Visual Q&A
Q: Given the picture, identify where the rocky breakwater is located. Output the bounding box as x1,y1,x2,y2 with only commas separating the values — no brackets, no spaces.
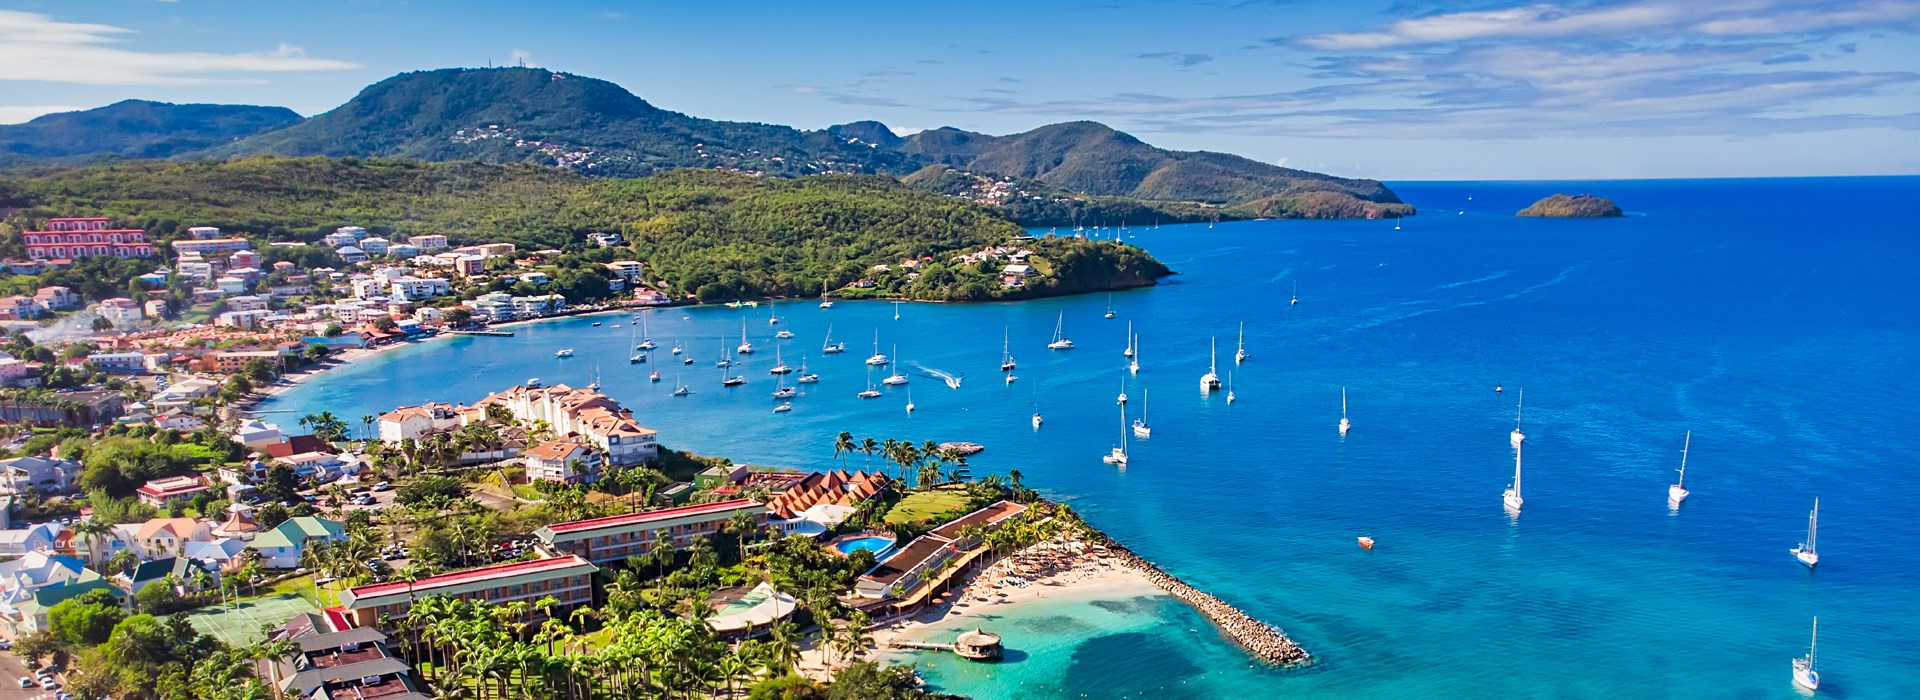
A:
1104,540,1311,666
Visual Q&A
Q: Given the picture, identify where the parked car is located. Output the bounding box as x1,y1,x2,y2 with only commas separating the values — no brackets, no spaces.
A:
40,678,60,690
371,481,392,492
17,677,34,689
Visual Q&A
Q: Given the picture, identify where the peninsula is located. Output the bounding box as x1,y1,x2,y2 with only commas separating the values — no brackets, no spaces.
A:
1517,193,1624,218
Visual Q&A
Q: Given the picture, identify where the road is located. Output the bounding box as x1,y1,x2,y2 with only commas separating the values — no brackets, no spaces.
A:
0,651,61,700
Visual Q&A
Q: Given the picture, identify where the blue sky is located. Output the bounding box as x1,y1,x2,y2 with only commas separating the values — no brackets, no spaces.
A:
1,0,1915,179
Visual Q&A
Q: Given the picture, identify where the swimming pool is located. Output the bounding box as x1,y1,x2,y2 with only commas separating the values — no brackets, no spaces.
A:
829,534,897,560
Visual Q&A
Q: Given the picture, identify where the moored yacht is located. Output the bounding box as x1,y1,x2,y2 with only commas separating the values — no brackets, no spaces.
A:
1338,386,1351,437
1102,402,1129,466
1669,431,1692,504
1047,311,1074,350
865,330,889,365
883,345,909,385
1235,322,1249,364
822,325,846,354
555,348,574,358
1511,389,1526,449
1132,389,1151,438
1201,338,1221,392
1503,443,1525,512
736,319,754,354
1000,328,1017,372
1791,498,1820,568
768,347,793,375
1792,617,1820,690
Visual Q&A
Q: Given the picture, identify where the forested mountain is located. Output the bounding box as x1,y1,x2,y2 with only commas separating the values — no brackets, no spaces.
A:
0,157,1165,301
0,100,301,160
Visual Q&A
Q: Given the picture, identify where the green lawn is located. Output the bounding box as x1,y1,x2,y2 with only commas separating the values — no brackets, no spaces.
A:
884,487,971,526
270,574,350,609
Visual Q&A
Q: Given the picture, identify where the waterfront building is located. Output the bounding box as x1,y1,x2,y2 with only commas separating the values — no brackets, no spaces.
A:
477,383,657,465
534,499,767,565
853,501,1026,600
24,218,154,260
337,554,598,628
389,276,451,301
763,470,892,536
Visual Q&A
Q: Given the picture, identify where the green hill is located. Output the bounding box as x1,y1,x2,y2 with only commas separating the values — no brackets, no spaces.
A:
0,100,301,160
0,157,1166,302
1516,193,1623,218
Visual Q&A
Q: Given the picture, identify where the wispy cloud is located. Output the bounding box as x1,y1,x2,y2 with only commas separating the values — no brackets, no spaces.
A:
0,10,356,85
1289,0,1920,50
1135,51,1216,67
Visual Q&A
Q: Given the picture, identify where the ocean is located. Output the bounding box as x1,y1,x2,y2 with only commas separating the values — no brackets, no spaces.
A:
260,177,1920,698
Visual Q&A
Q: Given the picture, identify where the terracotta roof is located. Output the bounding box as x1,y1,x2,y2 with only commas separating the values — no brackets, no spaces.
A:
524,440,591,461
261,435,337,458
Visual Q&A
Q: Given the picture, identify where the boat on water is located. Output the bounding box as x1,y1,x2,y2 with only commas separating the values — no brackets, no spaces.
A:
1104,295,1116,319
1000,328,1017,372
1791,498,1820,568
1123,322,1135,359
591,321,601,327
1226,373,1236,404
768,302,779,326
671,343,682,355
629,352,647,364
795,360,818,384
1338,386,1351,437
526,377,541,387
1132,389,1151,438
1047,311,1075,350
649,370,661,383
1116,378,1128,405
1357,536,1374,550
555,348,574,358
682,356,693,365
1129,333,1140,375
772,384,796,400
1510,389,1526,449
715,338,731,368
768,347,793,375
586,366,602,391
1032,413,1042,429
637,314,656,350
1235,322,1249,364
1503,442,1525,512
893,301,902,321
775,329,794,339
1291,280,1299,306
823,324,846,354
1201,338,1221,392
672,371,690,396
736,319,755,354
905,388,915,414
723,375,745,387
773,403,792,413
1102,402,1129,466
1005,373,1017,385
819,280,834,309
1792,617,1820,690
1669,431,1692,504
865,330,889,365
882,345,909,385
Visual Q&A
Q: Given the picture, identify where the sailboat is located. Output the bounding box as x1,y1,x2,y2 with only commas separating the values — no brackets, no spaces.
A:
1116,378,1128,405
629,326,646,363
858,368,883,399
795,359,818,384
822,325,846,354
1291,280,1299,306
882,345,908,385
893,301,902,321
1226,372,1236,404
1503,443,1525,511
768,301,779,326
671,342,681,355
1047,311,1074,350
1791,498,1819,568
649,370,661,383
771,374,796,399
555,348,574,358
722,363,745,386
819,280,834,309
672,370,690,396
1200,338,1221,392
1132,389,1151,438
775,328,795,340
1122,322,1135,359
768,346,792,375
1792,617,1820,690
1031,412,1043,429
1102,402,1129,466
736,319,754,354
1235,322,1250,364
905,388,915,414
865,330,889,365
1000,329,1017,372
587,366,602,391
637,314,656,350
1668,431,1692,504
1338,387,1351,437
1104,295,1116,319
715,337,731,368
1510,389,1526,449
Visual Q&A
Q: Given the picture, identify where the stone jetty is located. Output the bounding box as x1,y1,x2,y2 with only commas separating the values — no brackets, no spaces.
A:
1104,540,1312,666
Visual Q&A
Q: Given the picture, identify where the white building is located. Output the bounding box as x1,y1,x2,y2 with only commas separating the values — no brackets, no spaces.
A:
390,276,451,301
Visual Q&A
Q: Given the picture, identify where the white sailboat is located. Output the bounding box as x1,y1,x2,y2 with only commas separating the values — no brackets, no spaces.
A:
736,319,754,354
1102,402,1129,466
1290,280,1299,306
905,388,915,414
795,359,818,384
1122,322,1135,359
1503,443,1525,512
768,346,792,374
555,348,574,358
1235,322,1249,364
1791,498,1820,568
1132,389,1151,438
649,369,661,383
671,342,681,355
1226,372,1236,404
637,314,655,350
1116,378,1128,405
768,301,779,326
1104,295,1116,319
1668,431,1692,504
1129,334,1140,375
893,301,902,321
822,325,846,354
1047,311,1074,349
715,337,731,368
882,345,908,385
775,328,795,339
858,368,882,399
587,366,602,391
672,370,690,396
1000,328,1017,372
819,280,834,309
1510,389,1526,449
1338,386,1351,437
1792,617,1820,690
771,374,796,400
1031,412,1042,429
865,330,889,365
1200,338,1221,392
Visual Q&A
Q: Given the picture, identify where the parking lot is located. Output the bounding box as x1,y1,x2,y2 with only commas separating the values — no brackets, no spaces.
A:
0,650,67,700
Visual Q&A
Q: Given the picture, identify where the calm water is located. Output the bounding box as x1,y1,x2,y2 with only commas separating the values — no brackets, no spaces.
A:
263,177,1920,698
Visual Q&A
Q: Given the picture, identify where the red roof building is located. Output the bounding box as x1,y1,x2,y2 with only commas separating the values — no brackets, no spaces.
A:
337,554,598,629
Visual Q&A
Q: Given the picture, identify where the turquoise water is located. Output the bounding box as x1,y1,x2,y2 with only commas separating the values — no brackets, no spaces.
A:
262,177,1920,698
832,535,898,559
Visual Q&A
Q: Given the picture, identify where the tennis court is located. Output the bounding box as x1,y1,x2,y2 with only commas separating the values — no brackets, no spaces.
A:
186,592,321,646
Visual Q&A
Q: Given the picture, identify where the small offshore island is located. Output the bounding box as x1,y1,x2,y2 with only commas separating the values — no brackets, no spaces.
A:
1516,193,1624,218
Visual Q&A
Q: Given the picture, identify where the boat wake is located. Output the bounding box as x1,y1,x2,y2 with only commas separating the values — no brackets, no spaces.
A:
913,363,965,389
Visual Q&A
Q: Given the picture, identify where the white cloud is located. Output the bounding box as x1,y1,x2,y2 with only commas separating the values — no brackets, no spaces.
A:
0,10,357,85
0,105,82,124
1293,0,1920,50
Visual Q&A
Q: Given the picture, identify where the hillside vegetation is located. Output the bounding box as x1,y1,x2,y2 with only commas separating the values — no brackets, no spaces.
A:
0,100,301,161
0,157,1168,302
1516,193,1623,218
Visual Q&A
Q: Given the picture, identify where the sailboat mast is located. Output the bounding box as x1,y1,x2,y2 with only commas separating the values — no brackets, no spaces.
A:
1342,387,1348,419
1810,617,1818,666
1210,338,1217,373
1513,443,1523,497
1810,498,1818,551
1679,431,1690,485
1515,388,1525,428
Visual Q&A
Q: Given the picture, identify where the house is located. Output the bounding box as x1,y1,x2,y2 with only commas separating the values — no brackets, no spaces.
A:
337,554,598,629
470,292,514,319
523,439,601,484
476,383,657,466
186,226,223,239
0,522,65,558
336,246,367,264
271,623,430,700
0,456,78,495
130,518,214,559
0,552,116,636
518,271,550,285
0,296,40,320
230,418,286,450
322,228,363,247
0,357,29,387
32,286,78,311
358,237,390,255
387,243,420,258
181,537,251,570
604,261,644,280
115,556,217,595
229,250,261,270
0,389,123,427
151,408,206,431
216,276,249,294
143,299,170,319
376,402,463,442
134,475,211,508
588,232,623,247
226,295,269,312
24,218,154,259
389,276,451,301
97,297,144,327
216,309,271,329
409,234,448,250
87,351,147,374
249,516,346,568
534,499,767,565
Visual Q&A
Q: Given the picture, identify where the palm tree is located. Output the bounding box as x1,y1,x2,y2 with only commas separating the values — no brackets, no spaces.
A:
649,529,674,578
107,548,138,577
858,437,879,469
70,517,112,573
832,431,856,466
716,652,749,699
726,511,757,564
766,620,802,672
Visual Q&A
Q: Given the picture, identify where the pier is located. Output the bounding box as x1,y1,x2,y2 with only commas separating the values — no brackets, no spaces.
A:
1105,540,1312,667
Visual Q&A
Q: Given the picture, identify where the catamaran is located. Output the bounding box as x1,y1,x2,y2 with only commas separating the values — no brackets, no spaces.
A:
1132,389,1151,438
775,328,795,339
736,319,755,354
819,280,834,309
1338,386,1351,437
1791,498,1820,568
1235,322,1250,364
1047,311,1074,349
1510,389,1526,449
822,325,846,354
768,347,792,375
1669,431,1692,504
858,369,883,399
1102,402,1129,466
1792,617,1820,690
865,330,889,365
1200,338,1221,392
1503,442,1525,511
882,345,909,385
1000,329,1017,372
1123,322,1135,359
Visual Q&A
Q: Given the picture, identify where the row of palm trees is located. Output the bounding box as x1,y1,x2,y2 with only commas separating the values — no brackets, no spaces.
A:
830,432,980,489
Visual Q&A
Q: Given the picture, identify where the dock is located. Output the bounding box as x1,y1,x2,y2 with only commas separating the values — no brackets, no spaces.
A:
886,640,956,652
448,330,515,337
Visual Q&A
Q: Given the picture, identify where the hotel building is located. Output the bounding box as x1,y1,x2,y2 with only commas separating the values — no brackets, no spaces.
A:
24,218,154,260
337,554,598,629
534,499,767,565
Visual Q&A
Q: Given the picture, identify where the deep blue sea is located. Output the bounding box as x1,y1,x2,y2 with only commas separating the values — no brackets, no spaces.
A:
262,177,1920,698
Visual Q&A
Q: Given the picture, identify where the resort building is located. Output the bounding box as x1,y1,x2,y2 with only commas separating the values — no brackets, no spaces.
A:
170,237,252,256
762,470,892,536
477,383,658,466
134,475,211,508
24,218,154,260
408,234,448,250
376,402,467,442
249,516,346,568
32,286,78,311
389,276,451,301
272,623,431,700
96,297,144,327
852,500,1027,600
337,554,598,628
534,499,767,565
523,439,601,484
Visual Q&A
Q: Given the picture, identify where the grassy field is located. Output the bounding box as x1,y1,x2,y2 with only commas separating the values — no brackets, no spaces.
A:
271,573,348,609
186,592,320,646
884,487,972,526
